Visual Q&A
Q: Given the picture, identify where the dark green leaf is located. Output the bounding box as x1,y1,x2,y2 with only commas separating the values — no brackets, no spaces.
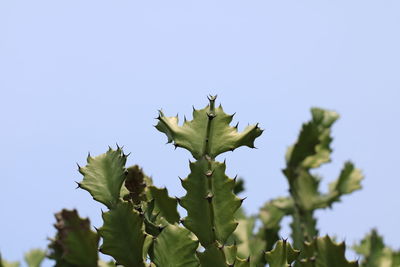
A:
153,224,199,267
149,186,180,224
99,202,146,267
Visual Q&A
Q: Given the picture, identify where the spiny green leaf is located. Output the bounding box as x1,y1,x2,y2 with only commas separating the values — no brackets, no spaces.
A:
149,186,180,224
354,229,399,267
79,147,127,208
153,224,199,267
24,249,46,267
99,202,146,267
49,209,99,267
156,96,262,159
265,239,300,267
180,159,241,246
299,236,358,267
285,108,339,172
197,246,227,267
330,161,363,194
322,161,363,206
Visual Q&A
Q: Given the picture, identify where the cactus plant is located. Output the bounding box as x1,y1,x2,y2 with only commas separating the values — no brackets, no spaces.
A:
1,95,397,266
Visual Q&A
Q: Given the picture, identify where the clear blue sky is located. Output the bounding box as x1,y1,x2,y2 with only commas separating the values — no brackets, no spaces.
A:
1,1,400,265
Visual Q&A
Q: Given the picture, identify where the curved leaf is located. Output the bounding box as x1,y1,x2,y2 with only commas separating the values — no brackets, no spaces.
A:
79,147,127,208
153,224,199,267
99,202,146,267
285,108,339,171
149,186,180,224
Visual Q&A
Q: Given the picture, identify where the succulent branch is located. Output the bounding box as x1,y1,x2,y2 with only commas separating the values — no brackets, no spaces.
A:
3,95,388,267
259,108,363,252
156,96,262,266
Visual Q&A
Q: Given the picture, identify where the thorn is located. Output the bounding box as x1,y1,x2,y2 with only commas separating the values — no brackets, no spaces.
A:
124,152,131,157
217,244,224,250
174,143,181,149
108,145,112,150
240,197,247,203
184,115,187,122
230,147,235,152
205,193,213,202
158,225,166,232
192,105,196,112
207,112,216,120
93,226,99,232
175,197,181,204
230,112,236,119
233,175,238,182
247,256,250,262
234,122,239,129
116,143,120,150
207,94,217,101
178,176,184,184
75,181,81,189
205,170,213,177
86,152,91,162
179,218,185,224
